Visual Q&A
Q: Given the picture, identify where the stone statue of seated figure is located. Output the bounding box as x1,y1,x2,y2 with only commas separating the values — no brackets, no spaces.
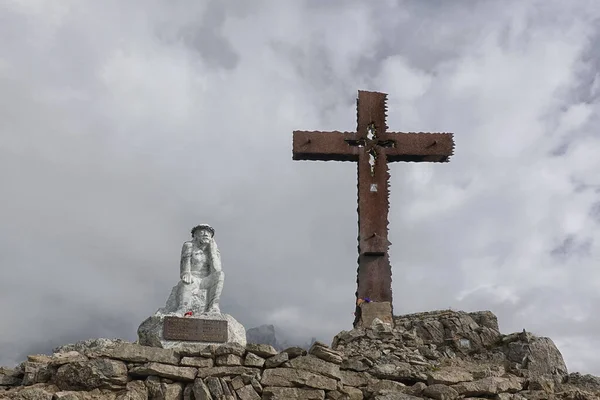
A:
160,224,224,315
138,223,246,348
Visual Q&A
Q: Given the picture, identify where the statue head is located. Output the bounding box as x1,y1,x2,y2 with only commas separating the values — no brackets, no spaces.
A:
191,224,214,244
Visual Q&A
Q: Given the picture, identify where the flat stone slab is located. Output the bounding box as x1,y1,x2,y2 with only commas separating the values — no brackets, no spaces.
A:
128,362,197,381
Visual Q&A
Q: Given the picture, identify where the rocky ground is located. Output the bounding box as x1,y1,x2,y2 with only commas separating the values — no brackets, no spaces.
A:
1,309,599,400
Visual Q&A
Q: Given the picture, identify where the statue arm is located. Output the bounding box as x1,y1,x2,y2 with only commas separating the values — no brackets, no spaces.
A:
210,240,222,272
180,241,193,279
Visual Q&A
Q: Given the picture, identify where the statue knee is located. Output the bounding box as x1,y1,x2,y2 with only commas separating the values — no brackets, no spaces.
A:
177,283,190,296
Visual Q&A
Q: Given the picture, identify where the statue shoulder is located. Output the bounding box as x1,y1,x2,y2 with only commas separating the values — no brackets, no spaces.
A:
181,241,194,254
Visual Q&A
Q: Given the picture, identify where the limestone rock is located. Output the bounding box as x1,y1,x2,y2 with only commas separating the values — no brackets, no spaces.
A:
340,370,373,388
406,382,427,396
214,343,245,357
332,329,367,346
308,342,343,365
195,366,259,379
46,388,87,400
340,385,364,400
243,353,265,368
53,341,180,368
528,376,555,393
261,387,325,399
282,347,307,359
0,368,22,387
117,381,148,400
264,353,288,368
372,393,422,400
28,352,87,367
247,376,263,395
180,357,213,368
215,354,241,367
0,384,59,400
366,379,406,395
182,384,193,400
54,339,128,357
503,335,567,382
369,361,427,383
452,376,524,396
370,318,394,336
145,376,183,400
288,355,341,381
418,346,442,361
2,309,598,400
261,368,337,391
21,362,52,386
232,376,247,390
55,389,118,400
0,376,21,387
341,358,370,372
463,311,497,331
52,359,128,390
235,384,261,400
103,344,180,366
129,363,197,381
566,373,600,393
423,384,459,400
427,369,474,385
0,367,22,377
245,343,278,358
191,379,211,400
393,310,501,353
203,377,224,398
216,376,235,398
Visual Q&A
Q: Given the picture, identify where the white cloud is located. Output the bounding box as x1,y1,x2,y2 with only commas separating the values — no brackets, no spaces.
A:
1,0,600,375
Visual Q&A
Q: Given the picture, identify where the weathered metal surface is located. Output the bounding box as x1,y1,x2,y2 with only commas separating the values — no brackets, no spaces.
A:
385,132,455,162
356,90,389,139
292,130,455,163
292,131,357,161
163,317,228,342
291,90,455,327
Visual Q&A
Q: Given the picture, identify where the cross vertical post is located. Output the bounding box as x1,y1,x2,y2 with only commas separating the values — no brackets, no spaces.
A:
292,90,454,327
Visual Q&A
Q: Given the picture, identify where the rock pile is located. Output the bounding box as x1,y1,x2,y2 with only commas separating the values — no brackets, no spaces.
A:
1,310,598,400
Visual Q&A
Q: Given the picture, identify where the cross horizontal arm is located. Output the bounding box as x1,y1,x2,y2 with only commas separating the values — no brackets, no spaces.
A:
292,131,359,161
385,132,455,163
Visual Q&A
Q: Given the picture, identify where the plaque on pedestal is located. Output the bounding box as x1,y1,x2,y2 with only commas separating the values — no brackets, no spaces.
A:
163,317,228,342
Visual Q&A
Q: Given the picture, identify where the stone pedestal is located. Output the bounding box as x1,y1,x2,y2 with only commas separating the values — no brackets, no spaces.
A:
136,224,247,352
137,312,246,353
356,301,393,328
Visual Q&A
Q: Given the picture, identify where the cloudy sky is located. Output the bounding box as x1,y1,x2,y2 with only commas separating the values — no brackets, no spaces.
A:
2,0,600,375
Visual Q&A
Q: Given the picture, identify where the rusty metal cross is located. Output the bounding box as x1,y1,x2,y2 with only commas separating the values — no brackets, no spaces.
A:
292,90,454,326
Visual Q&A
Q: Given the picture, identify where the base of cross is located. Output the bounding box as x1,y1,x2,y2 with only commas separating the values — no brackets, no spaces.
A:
354,301,394,329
